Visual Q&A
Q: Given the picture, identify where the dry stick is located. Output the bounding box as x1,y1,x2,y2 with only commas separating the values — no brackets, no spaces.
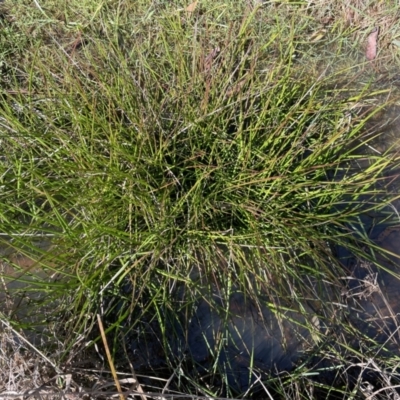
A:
96,314,125,400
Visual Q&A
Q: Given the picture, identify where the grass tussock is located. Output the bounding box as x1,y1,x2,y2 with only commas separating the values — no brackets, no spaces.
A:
1,0,400,399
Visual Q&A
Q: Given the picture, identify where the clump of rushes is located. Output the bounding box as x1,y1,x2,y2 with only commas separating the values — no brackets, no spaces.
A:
1,1,400,398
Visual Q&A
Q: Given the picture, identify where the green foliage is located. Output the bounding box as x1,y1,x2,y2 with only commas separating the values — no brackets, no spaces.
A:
1,0,400,398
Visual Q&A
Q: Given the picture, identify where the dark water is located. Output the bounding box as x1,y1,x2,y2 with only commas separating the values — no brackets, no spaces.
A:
111,221,400,396
124,287,316,388
110,106,400,397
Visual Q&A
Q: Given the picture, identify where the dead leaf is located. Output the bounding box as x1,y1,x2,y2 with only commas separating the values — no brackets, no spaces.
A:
186,1,198,13
366,27,379,61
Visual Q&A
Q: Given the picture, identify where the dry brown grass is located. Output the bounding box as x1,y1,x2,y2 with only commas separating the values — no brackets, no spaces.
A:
0,317,149,400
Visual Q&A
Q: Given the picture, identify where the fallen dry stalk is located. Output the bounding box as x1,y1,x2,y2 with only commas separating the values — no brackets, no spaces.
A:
97,314,125,400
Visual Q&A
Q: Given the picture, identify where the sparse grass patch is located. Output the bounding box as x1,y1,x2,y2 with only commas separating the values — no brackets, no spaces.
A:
1,0,400,399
